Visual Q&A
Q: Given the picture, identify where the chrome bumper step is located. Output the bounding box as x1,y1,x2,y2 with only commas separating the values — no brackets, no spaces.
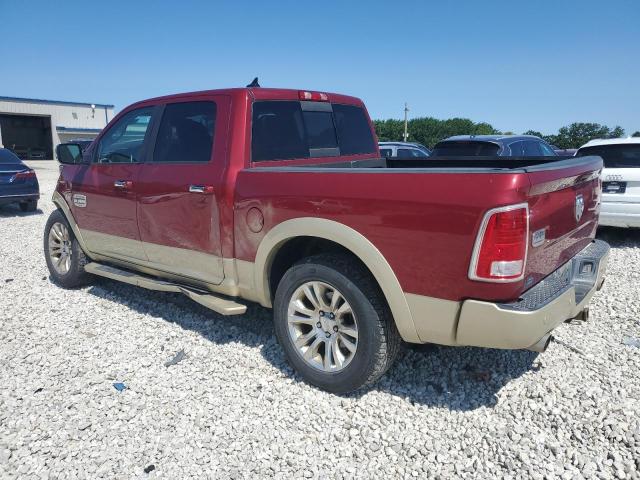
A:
84,262,247,316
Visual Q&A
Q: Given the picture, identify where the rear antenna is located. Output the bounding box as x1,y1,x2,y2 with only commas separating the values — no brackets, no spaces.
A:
246,77,260,88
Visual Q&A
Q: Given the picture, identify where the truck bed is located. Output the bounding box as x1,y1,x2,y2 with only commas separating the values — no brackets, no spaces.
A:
259,155,594,172
237,155,603,304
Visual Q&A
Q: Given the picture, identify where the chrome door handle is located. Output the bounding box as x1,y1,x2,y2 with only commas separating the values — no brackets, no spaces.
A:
189,185,213,194
114,180,132,189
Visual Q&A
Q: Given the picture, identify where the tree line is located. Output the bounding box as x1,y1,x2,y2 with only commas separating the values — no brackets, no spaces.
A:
373,118,640,150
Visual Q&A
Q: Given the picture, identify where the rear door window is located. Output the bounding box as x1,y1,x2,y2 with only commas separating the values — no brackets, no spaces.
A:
153,101,216,163
577,144,640,168
379,148,392,157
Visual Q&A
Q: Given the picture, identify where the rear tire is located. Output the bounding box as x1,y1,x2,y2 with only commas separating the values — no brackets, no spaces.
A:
273,254,401,393
20,200,37,212
44,209,92,288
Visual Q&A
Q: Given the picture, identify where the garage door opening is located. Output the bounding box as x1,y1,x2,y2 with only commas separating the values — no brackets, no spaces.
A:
0,114,53,160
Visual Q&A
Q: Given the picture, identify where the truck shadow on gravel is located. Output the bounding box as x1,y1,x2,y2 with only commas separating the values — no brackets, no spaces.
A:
88,280,540,411
596,227,640,249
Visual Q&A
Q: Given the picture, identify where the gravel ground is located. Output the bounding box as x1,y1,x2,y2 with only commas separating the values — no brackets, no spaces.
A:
1,161,639,479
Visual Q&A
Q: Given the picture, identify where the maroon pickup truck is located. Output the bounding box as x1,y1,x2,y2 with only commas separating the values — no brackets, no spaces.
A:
47,87,609,393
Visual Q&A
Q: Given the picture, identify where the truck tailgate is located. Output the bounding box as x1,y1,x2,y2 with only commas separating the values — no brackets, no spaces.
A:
523,156,603,288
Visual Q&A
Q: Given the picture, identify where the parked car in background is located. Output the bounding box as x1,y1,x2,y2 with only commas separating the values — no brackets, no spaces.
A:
576,137,640,228
550,145,578,156
411,143,431,155
0,148,40,212
379,142,430,158
432,135,558,157
48,87,608,393
7,145,49,160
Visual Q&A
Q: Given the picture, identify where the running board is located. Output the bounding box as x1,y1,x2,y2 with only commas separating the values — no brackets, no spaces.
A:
84,262,247,316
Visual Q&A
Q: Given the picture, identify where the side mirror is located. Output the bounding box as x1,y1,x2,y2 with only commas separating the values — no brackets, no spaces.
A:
56,143,85,165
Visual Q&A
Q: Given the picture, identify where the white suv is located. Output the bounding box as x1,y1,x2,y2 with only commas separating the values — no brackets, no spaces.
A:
577,137,640,228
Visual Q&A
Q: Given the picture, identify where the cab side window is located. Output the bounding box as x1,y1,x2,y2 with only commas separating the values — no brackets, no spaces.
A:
153,101,217,163
509,141,525,156
539,142,557,156
523,141,542,156
97,107,153,163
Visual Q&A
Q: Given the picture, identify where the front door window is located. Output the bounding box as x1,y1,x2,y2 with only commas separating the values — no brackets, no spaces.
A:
97,107,153,163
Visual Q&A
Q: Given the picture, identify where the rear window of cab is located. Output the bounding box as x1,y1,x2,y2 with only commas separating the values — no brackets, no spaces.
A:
251,101,376,162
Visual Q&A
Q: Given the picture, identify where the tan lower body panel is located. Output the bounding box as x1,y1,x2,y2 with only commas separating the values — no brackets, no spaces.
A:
404,293,461,345
52,195,507,346
81,229,148,262
456,289,576,349
80,229,225,286
456,249,608,350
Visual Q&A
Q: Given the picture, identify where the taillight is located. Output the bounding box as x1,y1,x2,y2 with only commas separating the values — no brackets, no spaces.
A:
13,169,36,181
469,203,529,282
298,90,329,101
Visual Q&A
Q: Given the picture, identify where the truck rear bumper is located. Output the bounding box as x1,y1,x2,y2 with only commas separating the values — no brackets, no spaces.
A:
455,239,610,350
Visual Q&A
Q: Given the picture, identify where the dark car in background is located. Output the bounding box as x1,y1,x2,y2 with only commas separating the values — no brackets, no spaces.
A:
432,135,558,157
0,148,40,212
551,145,578,156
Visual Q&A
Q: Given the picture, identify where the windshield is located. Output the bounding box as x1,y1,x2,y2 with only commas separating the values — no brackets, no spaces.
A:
577,144,640,168
431,141,500,156
0,149,23,164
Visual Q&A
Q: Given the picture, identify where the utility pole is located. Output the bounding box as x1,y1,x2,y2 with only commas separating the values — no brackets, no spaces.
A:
403,103,409,142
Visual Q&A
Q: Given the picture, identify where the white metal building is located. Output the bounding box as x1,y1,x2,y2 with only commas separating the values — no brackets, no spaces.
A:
0,96,114,160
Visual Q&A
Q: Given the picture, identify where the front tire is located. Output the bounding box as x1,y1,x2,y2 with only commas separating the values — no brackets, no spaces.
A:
273,254,401,393
44,210,92,288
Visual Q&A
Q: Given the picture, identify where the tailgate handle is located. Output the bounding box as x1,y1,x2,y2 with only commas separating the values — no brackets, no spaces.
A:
189,185,214,194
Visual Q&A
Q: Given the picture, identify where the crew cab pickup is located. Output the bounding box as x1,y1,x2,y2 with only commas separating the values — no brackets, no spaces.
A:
47,87,609,393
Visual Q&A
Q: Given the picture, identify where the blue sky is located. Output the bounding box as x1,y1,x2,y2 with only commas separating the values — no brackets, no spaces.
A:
1,0,638,134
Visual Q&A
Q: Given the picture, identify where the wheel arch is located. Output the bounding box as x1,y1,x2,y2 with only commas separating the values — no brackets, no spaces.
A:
51,191,92,257
253,217,420,342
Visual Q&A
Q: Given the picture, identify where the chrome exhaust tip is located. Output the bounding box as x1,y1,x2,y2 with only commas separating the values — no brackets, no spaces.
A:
527,334,553,353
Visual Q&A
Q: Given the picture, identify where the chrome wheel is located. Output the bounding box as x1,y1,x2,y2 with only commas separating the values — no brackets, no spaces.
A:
287,281,359,372
48,222,72,275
